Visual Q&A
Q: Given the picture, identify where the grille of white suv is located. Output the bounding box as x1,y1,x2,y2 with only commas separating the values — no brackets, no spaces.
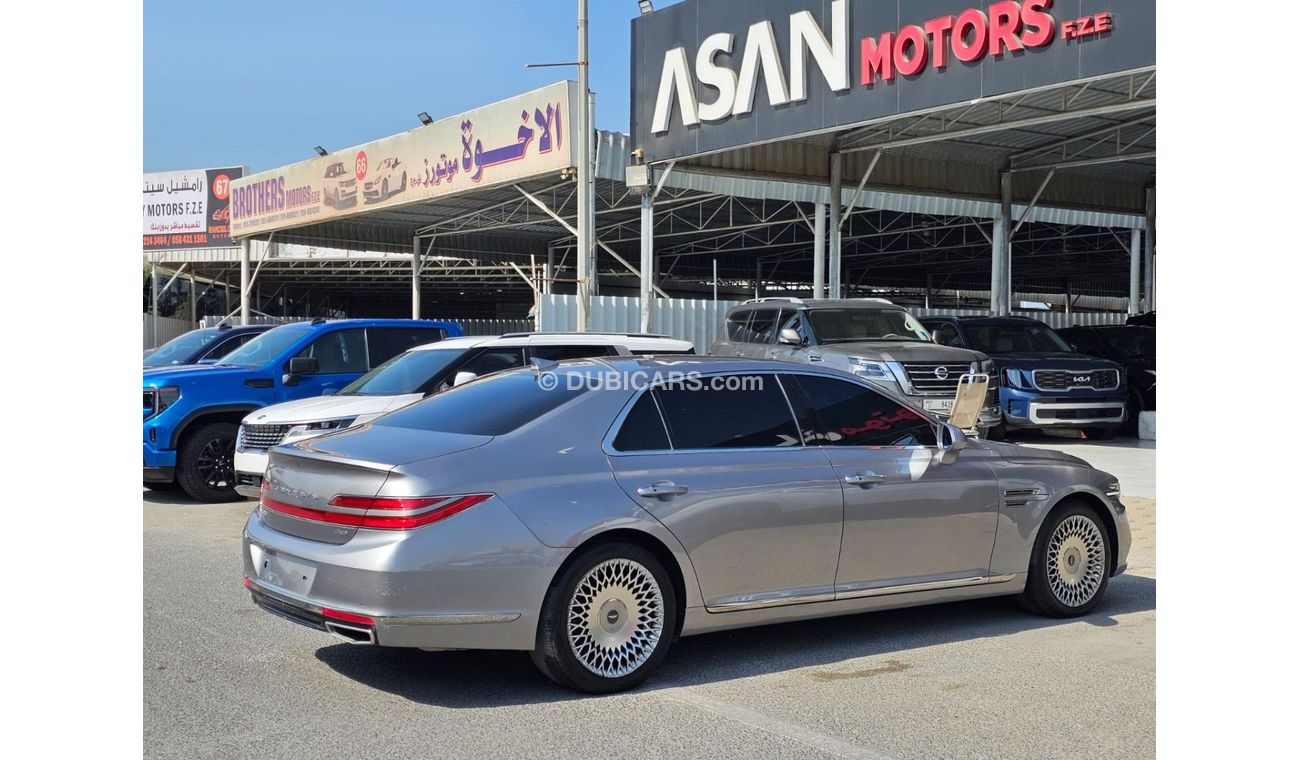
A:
239,424,292,451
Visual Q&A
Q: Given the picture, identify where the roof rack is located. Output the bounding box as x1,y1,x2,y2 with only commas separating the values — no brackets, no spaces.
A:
498,331,674,340
740,297,805,305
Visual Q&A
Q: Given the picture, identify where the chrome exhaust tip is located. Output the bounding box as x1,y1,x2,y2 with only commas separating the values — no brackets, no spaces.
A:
325,621,376,645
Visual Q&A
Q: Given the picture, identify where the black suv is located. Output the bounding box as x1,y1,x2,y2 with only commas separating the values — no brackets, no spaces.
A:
1056,325,1156,432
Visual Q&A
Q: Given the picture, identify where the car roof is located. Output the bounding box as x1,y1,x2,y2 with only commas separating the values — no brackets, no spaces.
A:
730,298,902,312
923,315,1051,327
410,332,694,352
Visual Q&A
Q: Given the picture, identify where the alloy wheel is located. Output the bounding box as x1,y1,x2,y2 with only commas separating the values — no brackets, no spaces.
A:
195,437,235,490
1046,514,1106,607
567,558,664,678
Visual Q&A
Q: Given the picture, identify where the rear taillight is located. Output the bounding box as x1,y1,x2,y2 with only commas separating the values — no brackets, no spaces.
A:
321,608,375,626
259,491,492,530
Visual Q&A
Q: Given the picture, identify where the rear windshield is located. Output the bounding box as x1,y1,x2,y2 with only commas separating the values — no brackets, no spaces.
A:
373,370,587,436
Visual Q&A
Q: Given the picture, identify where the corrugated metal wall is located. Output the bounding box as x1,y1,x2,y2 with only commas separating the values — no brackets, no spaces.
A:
144,315,196,349
540,295,1128,349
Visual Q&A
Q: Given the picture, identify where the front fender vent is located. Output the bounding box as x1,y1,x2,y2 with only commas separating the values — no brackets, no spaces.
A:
1003,488,1048,508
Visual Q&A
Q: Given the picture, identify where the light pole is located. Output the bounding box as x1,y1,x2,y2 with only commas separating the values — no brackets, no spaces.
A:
575,0,592,331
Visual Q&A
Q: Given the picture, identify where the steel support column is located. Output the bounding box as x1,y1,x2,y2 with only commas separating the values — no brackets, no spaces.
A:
150,259,159,347
992,172,1012,315
812,202,826,298
411,236,422,318
239,239,250,325
1143,186,1156,310
828,154,843,298
640,193,654,332
1128,228,1142,315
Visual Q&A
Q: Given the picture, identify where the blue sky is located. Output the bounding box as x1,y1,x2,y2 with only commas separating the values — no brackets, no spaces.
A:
145,0,665,172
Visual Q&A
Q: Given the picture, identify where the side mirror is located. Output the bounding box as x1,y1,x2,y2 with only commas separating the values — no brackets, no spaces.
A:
778,328,802,346
938,423,968,464
452,370,479,386
282,356,319,386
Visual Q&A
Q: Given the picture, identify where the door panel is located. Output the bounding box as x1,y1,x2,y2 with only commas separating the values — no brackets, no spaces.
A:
610,450,843,608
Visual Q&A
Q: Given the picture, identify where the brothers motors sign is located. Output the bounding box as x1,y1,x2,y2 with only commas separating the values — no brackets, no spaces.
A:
632,0,1154,163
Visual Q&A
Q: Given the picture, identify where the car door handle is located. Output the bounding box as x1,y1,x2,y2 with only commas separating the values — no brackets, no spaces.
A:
637,481,689,499
844,472,887,488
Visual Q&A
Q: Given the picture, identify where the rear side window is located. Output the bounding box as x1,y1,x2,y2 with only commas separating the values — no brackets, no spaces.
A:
368,327,446,367
611,393,670,452
724,311,752,342
654,374,799,449
790,374,937,447
375,371,586,436
531,345,615,361
748,309,780,344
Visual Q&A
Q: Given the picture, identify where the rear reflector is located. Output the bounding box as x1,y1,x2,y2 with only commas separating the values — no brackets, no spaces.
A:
260,492,493,530
242,576,256,590
321,608,376,626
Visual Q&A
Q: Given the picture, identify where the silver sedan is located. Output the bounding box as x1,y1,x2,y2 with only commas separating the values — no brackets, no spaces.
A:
243,357,1129,693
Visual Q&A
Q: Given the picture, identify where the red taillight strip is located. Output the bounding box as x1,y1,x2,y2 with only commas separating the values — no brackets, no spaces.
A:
321,608,375,626
242,576,257,590
260,493,492,530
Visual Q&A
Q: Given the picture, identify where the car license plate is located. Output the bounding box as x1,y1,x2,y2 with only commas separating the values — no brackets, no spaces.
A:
256,549,317,597
923,398,955,414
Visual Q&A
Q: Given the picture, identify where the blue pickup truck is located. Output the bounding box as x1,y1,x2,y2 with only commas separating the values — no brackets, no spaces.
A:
921,315,1127,440
143,318,460,501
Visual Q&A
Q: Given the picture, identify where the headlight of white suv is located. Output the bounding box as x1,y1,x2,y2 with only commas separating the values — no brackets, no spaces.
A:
283,418,357,441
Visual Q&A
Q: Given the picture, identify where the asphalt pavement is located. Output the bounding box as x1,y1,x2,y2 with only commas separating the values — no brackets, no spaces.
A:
144,438,1155,760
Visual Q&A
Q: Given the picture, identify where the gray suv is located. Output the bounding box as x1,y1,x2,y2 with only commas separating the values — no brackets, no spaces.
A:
710,298,1002,434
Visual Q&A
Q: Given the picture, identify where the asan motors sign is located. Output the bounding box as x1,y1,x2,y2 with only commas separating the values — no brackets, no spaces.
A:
143,166,244,250
230,81,578,238
632,0,1155,162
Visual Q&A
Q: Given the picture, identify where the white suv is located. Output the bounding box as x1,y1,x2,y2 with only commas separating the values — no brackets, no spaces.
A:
232,332,693,497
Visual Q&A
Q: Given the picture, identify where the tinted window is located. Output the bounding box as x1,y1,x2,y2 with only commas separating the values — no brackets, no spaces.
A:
143,328,221,366
531,345,614,361
933,323,963,347
748,309,780,344
374,371,587,436
297,329,367,373
458,348,526,378
221,324,313,368
725,311,752,342
792,374,937,447
340,348,467,396
612,393,670,452
965,322,1071,354
655,375,799,449
368,327,446,367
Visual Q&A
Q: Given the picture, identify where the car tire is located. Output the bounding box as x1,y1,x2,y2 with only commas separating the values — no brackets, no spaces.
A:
531,542,677,693
1083,427,1117,441
985,422,1007,441
1123,388,1144,435
1020,500,1112,618
176,422,241,503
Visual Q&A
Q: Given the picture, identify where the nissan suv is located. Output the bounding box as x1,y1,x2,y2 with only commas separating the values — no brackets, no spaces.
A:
144,318,460,502
923,315,1127,440
231,332,693,497
710,298,1001,436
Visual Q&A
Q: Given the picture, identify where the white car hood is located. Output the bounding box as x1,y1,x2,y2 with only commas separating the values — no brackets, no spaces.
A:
243,393,423,425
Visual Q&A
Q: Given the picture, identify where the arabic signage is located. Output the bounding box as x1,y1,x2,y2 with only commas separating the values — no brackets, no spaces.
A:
631,0,1155,163
143,166,244,250
230,81,578,238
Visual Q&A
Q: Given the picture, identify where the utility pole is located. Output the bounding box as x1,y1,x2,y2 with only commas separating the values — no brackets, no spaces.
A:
575,0,592,330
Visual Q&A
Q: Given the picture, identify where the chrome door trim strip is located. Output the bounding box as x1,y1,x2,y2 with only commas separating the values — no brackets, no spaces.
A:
382,612,522,626
836,574,1017,601
705,575,1017,613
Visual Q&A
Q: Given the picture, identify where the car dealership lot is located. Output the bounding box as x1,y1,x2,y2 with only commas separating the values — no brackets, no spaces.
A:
144,436,1155,760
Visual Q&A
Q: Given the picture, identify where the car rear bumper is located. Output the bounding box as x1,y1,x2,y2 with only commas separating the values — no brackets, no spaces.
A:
242,501,565,650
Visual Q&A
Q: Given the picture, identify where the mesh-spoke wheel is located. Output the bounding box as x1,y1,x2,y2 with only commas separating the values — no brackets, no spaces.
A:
533,543,677,693
567,559,664,679
1046,514,1107,607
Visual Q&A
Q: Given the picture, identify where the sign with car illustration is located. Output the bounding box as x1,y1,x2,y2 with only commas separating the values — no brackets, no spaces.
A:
142,166,245,250
229,81,578,238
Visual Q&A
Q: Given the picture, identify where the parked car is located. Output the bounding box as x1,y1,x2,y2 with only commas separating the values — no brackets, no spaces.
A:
362,157,407,203
232,332,694,497
922,315,1128,440
143,324,273,368
1057,324,1156,432
243,357,1129,693
144,318,459,502
710,298,1002,436
1125,311,1155,327
322,161,357,207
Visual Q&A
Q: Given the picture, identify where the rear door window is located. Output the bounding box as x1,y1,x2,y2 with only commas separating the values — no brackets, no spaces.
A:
654,374,800,449
367,327,446,367
789,374,937,447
